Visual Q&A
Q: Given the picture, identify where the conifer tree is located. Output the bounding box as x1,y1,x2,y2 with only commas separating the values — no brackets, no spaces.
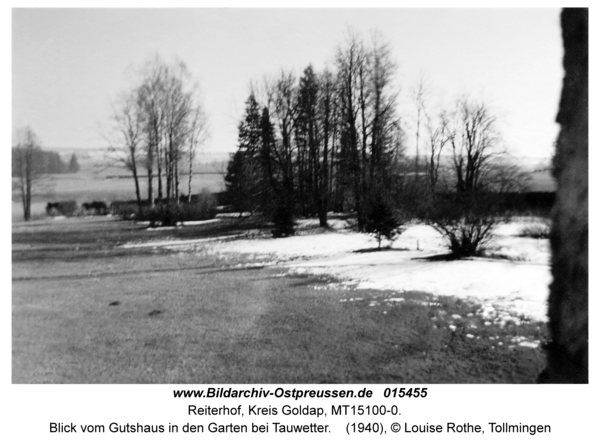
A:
68,153,80,173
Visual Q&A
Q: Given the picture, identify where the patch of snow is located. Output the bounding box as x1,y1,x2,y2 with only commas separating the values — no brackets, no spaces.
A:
179,219,220,226
216,212,250,218
210,232,375,258
518,341,540,348
384,297,406,303
295,219,321,229
146,220,552,322
289,252,550,321
327,219,351,230
121,234,240,249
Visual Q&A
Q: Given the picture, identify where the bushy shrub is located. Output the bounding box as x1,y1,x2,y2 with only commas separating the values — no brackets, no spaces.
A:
178,190,218,222
270,199,295,238
111,189,218,226
110,200,140,219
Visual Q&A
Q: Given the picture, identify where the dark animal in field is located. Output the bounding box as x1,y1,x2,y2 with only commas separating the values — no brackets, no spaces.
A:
539,8,588,384
45,200,78,217
45,202,60,216
81,200,109,215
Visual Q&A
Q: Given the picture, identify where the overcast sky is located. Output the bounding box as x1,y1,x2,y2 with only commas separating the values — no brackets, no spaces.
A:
12,8,563,159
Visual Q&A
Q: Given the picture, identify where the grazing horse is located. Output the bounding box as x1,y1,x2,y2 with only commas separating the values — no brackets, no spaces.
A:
82,201,108,215
45,202,60,216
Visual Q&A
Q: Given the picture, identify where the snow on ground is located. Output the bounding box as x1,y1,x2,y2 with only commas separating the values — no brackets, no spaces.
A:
129,218,551,322
205,222,551,322
137,219,221,229
121,234,241,249
291,252,550,322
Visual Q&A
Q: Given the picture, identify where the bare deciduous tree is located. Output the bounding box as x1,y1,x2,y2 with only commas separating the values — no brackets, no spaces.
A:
111,55,208,222
411,75,430,176
108,91,144,212
448,97,499,193
335,29,403,229
13,126,44,221
424,110,451,192
186,105,209,204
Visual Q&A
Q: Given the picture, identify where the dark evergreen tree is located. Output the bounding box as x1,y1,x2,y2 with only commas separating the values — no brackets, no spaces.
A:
259,106,277,205
260,106,296,236
224,94,263,214
296,65,320,219
238,94,262,158
224,150,252,214
364,195,403,249
68,153,80,173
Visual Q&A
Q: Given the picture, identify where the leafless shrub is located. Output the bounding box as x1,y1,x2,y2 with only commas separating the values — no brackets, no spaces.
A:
425,194,506,258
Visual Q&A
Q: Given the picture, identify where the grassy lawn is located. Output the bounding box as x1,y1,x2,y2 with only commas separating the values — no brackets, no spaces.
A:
12,217,547,383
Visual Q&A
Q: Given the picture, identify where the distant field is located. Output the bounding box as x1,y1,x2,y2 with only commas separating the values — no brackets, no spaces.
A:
47,147,231,171
528,169,556,192
35,171,225,200
11,147,230,221
11,170,225,222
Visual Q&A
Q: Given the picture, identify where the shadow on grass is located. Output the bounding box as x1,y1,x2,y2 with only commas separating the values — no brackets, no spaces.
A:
353,247,409,254
413,253,459,261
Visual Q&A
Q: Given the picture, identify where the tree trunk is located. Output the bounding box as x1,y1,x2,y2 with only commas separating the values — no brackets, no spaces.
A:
539,8,588,384
319,112,330,228
147,142,154,209
130,155,142,213
174,153,180,208
157,143,163,204
188,148,193,204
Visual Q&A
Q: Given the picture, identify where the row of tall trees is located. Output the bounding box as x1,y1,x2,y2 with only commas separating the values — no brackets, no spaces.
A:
226,32,406,231
225,29,528,252
110,55,208,215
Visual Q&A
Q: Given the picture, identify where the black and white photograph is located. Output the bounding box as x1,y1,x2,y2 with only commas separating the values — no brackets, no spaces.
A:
11,6,588,389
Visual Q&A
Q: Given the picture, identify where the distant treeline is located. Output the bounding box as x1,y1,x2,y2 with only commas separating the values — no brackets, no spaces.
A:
11,148,79,176
493,192,555,216
105,172,222,179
